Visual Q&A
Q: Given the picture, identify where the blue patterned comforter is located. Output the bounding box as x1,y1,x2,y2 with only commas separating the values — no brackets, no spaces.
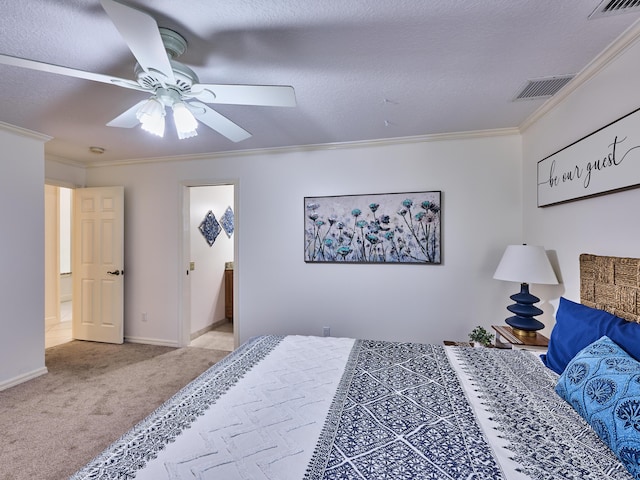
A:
71,336,632,479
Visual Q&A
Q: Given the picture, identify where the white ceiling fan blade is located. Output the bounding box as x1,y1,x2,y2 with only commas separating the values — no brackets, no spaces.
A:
188,101,252,142
100,0,175,84
189,84,296,107
0,53,147,92
106,100,147,128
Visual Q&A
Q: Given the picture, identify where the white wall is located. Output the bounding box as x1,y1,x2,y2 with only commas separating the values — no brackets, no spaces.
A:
0,124,49,390
522,26,640,335
189,185,234,335
85,132,522,346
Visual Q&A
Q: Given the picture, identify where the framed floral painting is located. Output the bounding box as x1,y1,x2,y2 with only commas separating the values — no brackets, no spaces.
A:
304,191,441,264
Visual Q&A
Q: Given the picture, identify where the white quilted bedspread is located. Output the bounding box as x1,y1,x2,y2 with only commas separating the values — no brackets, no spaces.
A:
137,335,355,480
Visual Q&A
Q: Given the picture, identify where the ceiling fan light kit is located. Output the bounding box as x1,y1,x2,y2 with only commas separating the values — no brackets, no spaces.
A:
135,88,199,139
172,102,198,139
136,97,165,137
0,0,296,143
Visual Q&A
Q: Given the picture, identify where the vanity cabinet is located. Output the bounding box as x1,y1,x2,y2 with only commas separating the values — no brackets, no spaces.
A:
224,269,233,321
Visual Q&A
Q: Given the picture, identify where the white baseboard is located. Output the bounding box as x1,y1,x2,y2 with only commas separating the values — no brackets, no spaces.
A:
0,367,48,392
125,336,179,348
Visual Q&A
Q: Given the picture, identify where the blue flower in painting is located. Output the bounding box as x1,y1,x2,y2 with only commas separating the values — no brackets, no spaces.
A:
414,211,426,221
617,399,640,432
337,222,345,230
324,238,334,247
356,220,367,228
337,246,352,257
397,208,408,216
384,231,394,240
421,201,431,210
328,216,337,225
566,362,588,385
586,378,616,404
316,220,325,227
366,233,379,244
369,203,379,213
306,202,320,211
380,214,391,224
402,199,413,208
308,213,318,221
352,208,362,217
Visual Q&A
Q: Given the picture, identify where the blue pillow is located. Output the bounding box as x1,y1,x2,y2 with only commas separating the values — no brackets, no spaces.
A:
556,336,640,479
541,297,640,374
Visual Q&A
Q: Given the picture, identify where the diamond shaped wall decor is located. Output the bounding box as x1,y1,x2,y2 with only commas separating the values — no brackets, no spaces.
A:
221,206,234,238
199,210,221,247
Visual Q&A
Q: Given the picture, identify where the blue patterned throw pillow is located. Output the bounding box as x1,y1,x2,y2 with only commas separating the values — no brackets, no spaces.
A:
556,335,640,479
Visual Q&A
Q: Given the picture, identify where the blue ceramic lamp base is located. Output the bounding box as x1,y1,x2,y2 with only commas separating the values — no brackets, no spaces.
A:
504,283,544,337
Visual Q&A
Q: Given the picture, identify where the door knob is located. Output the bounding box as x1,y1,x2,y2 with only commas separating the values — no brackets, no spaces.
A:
107,270,121,276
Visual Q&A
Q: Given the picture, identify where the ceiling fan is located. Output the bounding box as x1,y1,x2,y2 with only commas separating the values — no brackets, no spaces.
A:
0,0,296,142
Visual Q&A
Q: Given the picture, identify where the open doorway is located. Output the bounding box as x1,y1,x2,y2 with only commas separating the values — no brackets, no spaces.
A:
186,184,235,352
44,185,73,348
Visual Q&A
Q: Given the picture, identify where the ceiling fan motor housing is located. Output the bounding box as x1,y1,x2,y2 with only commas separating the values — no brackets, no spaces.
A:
159,28,187,58
134,59,199,94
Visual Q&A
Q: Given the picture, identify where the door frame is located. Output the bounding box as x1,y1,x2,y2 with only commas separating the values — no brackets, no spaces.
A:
179,179,239,348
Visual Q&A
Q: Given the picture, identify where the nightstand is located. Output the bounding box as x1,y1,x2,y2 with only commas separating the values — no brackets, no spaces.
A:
443,340,472,347
492,325,549,351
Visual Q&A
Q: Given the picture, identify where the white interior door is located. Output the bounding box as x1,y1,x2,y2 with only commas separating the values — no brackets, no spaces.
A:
72,186,124,344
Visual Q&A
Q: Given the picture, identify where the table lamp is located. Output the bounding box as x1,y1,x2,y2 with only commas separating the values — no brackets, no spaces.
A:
493,244,558,337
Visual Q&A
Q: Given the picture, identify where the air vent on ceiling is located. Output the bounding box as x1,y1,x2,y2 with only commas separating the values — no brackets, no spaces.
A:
512,75,575,101
589,0,640,19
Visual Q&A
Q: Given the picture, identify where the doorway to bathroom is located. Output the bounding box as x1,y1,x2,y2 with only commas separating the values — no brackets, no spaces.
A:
186,184,235,352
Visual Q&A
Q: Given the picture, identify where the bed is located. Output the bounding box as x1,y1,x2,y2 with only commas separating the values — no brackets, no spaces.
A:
71,254,640,480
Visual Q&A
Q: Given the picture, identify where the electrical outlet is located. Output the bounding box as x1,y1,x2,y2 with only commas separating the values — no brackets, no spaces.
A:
323,326,330,337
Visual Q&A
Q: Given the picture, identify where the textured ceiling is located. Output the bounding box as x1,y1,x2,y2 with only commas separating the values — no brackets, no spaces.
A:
1,0,640,165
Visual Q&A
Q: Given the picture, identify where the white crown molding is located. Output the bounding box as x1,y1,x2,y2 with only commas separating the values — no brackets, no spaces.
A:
85,127,521,168
0,121,51,143
520,17,640,132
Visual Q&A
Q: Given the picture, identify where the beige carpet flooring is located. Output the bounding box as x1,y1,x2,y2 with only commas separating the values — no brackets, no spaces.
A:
0,340,230,480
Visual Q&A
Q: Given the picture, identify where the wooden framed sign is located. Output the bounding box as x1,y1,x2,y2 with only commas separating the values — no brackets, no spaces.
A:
537,107,640,207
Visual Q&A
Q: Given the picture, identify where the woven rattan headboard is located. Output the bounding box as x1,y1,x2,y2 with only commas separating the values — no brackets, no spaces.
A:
580,253,640,323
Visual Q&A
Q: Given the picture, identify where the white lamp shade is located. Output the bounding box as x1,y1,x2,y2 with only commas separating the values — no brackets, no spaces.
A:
172,102,198,139
140,112,165,137
493,245,558,285
136,97,164,122
136,97,166,137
